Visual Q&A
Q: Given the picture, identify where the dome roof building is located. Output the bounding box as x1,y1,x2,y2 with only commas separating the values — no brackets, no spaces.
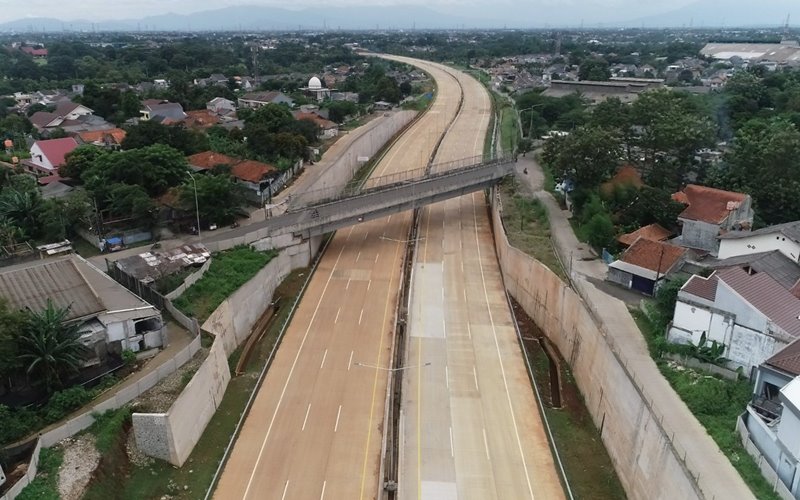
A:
308,76,322,90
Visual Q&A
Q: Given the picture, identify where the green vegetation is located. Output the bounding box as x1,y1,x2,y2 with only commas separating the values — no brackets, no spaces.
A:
0,376,118,445
89,407,132,454
172,246,278,321
499,180,567,281
631,310,779,500
15,448,63,500
498,99,519,155
81,268,310,500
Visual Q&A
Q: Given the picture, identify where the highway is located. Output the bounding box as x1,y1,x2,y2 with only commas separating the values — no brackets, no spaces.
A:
392,59,566,499
213,60,464,499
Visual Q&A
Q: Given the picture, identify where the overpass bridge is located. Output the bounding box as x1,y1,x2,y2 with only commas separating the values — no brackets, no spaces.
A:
203,155,516,249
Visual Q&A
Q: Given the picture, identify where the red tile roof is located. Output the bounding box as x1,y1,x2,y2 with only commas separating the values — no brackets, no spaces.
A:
620,238,687,274
33,137,78,167
29,111,59,129
672,184,748,224
295,112,338,129
183,110,221,129
618,223,672,247
681,274,718,302
77,128,126,146
231,160,277,183
186,151,238,170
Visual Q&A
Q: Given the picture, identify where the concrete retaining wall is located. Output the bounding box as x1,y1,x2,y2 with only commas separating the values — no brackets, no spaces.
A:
0,439,40,500
490,197,702,500
132,242,314,466
165,258,212,300
737,413,795,500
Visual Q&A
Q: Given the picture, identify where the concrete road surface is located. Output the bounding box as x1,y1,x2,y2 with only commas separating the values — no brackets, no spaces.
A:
213,61,465,500
392,60,565,500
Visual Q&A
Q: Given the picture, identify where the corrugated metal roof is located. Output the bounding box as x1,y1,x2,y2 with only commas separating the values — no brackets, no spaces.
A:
766,338,800,376
0,257,104,320
716,267,800,339
719,221,800,244
705,250,800,292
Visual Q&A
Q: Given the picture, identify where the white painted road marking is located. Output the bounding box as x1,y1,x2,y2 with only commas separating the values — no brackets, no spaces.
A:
320,349,328,369
348,351,354,370
281,481,289,500
335,405,343,432
335,308,340,324
302,404,311,431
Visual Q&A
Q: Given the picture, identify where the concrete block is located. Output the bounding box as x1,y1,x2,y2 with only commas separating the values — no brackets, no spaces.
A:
138,370,160,393
92,397,117,414
116,384,139,405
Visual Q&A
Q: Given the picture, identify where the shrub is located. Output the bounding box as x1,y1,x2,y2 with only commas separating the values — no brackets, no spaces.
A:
43,386,93,423
122,349,137,366
16,448,63,500
585,212,615,250
90,407,131,453
0,404,39,445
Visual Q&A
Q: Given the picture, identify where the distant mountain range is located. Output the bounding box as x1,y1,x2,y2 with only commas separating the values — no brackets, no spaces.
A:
1,1,798,32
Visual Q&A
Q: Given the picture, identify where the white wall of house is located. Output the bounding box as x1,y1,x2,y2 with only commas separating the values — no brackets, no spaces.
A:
320,127,338,139
719,233,800,262
778,408,800,460
64,105,92,120
669,285,787,370
28,143,55,171
680,218,722,252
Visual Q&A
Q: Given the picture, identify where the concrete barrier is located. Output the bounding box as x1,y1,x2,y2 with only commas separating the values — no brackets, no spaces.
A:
489,196,703,500
165,259,212,300
0,439,41,500
132,242,315,466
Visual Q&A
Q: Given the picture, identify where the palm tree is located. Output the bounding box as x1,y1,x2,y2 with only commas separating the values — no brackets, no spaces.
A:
0,189,39,238
17,300,87,393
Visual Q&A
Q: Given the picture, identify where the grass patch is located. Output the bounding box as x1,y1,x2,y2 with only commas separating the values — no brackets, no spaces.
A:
511,299,625,499
81,268,310,499
89,407,131,454
499,180,568,281
15,448,62,500
72,236,101,258
153,268,194,295
631,309,781,500
172,246,277,322
499,101,518,155
401,94,432,112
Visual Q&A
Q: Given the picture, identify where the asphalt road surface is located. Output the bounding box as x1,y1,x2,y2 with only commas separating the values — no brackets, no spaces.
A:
391,59,566,500
213,60,464,500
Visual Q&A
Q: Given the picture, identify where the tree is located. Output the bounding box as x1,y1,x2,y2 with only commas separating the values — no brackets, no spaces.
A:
578,59,611,81
179,174,244,225
0,299,24,384
105,183,157,225
122,121,208,155
85,144,189,198
60,145,107,181
711,117,800,224
17,300,87,393
543,126,622,189
585,212,615,250
245,104,295,133
0,187,41,240
326,100,358,123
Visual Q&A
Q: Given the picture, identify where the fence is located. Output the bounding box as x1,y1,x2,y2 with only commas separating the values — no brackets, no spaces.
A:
165,258,212,300
736,414,795,500
0,440,41,500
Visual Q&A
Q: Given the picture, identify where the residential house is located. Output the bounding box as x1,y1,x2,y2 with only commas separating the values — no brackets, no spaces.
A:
689,250,800,297
24,137,78,176
231,160,279,203
76,128,126,149
617,223,672,247
607,238,688,295
668,266,800,372
20,46,47,58
183,110,221,130
719,221,800,263
294,112,338,139
237,91,295,109
153,79,169,89
206,97,237,116
28,100,95,132
187,151,238,172
140,99,187,124
331,92,360,103
195,73,228,87
542,79,656,104
672,184,753,253
0,254,164,364
742,356,800,498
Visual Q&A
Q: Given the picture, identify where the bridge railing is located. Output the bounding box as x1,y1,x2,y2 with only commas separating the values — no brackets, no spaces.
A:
287,153,512,212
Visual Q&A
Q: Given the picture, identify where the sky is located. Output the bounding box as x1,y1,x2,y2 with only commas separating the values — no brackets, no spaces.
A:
0,0,697,23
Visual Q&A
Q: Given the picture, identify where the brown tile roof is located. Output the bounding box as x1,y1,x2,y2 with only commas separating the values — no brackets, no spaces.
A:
77,128,126,145
618,223,672,247
682,274,718,301
766,338,800,376
672,184,748,224
186,151,238,170
716,267,800,339
620,238,687,274
33,137,79,167
29,111,60,129
231,160,277,183
183,109,221,129
295,112,338,129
